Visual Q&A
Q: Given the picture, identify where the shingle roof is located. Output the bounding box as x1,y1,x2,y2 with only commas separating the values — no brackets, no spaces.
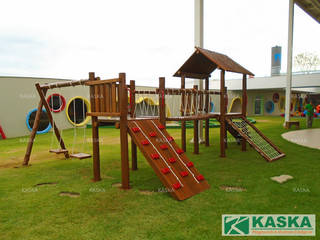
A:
174,47,254,79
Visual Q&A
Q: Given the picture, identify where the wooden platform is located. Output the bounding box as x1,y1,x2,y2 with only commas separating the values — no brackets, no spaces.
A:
49,149,68,154
70,153,92,159
127,119,210,200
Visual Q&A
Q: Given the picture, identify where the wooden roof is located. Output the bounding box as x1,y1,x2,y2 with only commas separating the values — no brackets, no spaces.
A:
295,0,320,23
174,47,254,79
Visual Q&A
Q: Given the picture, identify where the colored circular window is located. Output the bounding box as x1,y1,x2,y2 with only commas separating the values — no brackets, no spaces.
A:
66,96,90,126
210,102,215,112
26,108,52,134
273,93,279,103
265,101,274,114
47,94,66,112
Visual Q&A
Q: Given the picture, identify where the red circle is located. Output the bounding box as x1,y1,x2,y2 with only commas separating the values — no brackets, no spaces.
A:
46,94,66,113
273,93,279,103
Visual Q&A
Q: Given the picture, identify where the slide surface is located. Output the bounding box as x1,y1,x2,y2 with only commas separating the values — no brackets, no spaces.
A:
226,117,285,162
128,119,210,200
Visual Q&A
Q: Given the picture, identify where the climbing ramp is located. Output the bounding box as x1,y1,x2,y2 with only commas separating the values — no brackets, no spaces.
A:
226,117,285,162
127,119,210,200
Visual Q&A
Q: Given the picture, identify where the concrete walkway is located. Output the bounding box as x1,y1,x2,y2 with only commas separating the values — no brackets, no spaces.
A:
282,128,320,150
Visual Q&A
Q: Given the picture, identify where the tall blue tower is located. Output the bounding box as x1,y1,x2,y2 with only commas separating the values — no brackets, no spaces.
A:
271,46,282,76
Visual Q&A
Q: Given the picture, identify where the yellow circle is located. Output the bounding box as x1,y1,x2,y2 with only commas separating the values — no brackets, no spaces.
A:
66,96,91,127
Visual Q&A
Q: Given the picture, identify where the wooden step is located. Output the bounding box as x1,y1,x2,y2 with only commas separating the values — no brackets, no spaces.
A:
49,149,68,154
70,153,91,159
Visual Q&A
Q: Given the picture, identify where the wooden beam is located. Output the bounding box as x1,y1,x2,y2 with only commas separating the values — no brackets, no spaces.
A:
204,76,210,147
193,85,199,154
85,78,119,86
181,76,186,152
23,88,48,166
241,74,247,151
159,77,166,126
130,80,137,171
119,73,130,189
89,72,101,182
220,70,226,157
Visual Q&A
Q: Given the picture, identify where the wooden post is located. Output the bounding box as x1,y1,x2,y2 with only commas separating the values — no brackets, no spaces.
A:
89,72,101,182
119,73,130,189
193,85,199,154
204,76,210,146
35,83,69,159
23,88,48,166
181,76,187,152
159,77,166,127
220,70,226,157
130,80,137,170
241,74,247,151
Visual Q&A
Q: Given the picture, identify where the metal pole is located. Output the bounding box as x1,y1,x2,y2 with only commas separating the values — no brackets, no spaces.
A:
195,0,204,143
285,0,294,127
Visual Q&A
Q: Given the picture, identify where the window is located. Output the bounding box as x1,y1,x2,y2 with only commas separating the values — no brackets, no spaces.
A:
265,101,275,114
47,94,66,112
254,96,263,115
26,108,52,134
66,97,90,126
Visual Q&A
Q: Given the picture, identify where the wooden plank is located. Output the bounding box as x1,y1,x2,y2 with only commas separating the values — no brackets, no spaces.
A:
94,78,100,112
85,78,119,86
87,112,121,117
100,84,105,112
111,82,117,113
105,83,111,112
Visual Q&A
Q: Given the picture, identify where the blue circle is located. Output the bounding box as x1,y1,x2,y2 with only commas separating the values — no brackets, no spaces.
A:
26,108,52,134
265,101,274,114
210,102,215,112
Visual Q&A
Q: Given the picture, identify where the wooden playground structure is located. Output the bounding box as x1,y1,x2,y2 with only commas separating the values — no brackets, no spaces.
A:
23,47,285,200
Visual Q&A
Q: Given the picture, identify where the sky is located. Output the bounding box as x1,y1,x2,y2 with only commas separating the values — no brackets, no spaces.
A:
0,0,319,87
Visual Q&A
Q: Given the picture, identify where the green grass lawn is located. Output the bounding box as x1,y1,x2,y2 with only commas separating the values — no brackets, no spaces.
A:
0,116,319,240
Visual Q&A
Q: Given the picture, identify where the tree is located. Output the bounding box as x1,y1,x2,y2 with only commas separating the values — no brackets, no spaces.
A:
294,52,320,73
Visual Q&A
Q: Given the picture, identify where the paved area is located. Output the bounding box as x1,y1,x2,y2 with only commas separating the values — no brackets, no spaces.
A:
282,128,320,150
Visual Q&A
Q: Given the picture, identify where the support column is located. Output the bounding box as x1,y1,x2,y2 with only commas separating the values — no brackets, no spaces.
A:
205,76,210,146
285,0,294,127
195,0,204,143
119,73,130,189
89,72,101,182
130,80,137,171
241,74,247,151
181,76,187,152
159,77,166,126
220,70,226,158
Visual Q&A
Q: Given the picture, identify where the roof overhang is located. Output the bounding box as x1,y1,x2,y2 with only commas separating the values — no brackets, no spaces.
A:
174,47,254,79
295,0,320,23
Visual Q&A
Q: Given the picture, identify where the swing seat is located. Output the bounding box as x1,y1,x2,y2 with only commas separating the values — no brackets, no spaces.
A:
70,153,91,159
49,149,68,154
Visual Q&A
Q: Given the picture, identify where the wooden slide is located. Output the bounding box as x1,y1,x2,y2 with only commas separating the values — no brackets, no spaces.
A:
127,119,210,200
226,117,285,162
